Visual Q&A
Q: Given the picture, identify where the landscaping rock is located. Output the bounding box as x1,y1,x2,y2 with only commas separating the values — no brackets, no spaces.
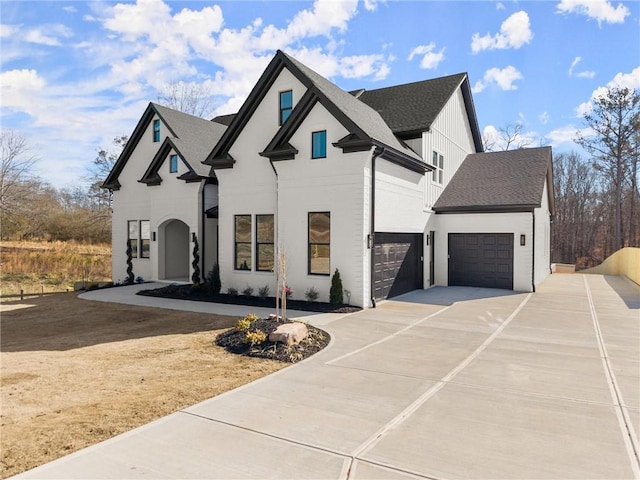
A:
268,322,308,345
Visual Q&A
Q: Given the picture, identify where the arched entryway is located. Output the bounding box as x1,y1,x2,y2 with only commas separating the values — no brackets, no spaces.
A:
159,219,190,281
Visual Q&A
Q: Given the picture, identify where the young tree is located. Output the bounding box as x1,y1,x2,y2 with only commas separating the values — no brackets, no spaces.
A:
482,123,537,152
576,87,640,251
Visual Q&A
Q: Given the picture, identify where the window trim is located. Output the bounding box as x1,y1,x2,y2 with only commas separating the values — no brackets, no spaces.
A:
279,90,293,126
169,154,178,173
152,119,160,142
255,214,275,272
432,150,444,185
311,130,327,159
140,220,151,259
234,214,252,271
127,220,139,258
308,211,330,276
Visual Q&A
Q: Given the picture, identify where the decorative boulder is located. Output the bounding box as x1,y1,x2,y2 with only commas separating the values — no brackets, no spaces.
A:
269,322,308,345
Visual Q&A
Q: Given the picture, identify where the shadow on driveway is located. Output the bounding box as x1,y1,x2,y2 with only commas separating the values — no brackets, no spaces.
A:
392,285,521,306
603,275,640,309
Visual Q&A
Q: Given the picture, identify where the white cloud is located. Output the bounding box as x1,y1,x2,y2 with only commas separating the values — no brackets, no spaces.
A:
62,5,77,13
545,124,593,147
575,66,640,116
408,43,445,69
556,0,630,25
569,56,596,78
539,112,550,125
363,0,386,11
23,24,73,46
0,24,17,38
471,11,532,53
496,2,505,10
482,123,538,150
472,66,523,93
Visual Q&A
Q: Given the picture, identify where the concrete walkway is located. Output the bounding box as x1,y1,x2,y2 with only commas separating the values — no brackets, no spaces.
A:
15,274,640,479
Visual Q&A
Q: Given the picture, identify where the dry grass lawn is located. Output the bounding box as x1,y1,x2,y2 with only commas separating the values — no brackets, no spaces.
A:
0,292,286,479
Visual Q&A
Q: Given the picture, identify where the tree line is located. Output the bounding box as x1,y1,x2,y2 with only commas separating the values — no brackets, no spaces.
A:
0,130,123,243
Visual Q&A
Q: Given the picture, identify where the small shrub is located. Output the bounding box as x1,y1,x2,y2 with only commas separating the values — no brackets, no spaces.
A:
329,269,344,305
227,287,239,296
135,276,144,284
244,329,267,345
305,286,319,302
242,285,254,297
235,314,259,332
244,313,260,323
206,263,222,296
258,284,270,300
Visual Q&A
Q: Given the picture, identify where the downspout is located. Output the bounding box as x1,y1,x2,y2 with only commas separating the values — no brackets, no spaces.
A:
268,159,279,315
531,210,536,293
369,146,385,308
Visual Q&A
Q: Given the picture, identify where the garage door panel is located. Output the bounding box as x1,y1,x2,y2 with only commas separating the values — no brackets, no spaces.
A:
449,233,513,290
373,233,423,301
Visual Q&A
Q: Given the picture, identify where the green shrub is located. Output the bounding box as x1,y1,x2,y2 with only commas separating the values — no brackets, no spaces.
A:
206,263,221,296
227,287,238,296
235,314,259,332
242,285,254,296
258,284,270,300
329,269,343,305
305,286,319,302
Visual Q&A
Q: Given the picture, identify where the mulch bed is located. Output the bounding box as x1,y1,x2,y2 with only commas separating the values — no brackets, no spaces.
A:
215,317,330,363
137,283,361,314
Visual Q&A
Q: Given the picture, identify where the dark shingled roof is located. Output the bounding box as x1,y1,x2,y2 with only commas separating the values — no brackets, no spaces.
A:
433,147,554,214
212,113,236,126
357,73,467,135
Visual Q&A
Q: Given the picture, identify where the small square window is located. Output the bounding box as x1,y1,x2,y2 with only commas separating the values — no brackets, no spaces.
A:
169,154,178,173
312,131,327,159
153,119,160,142
279,90,292,125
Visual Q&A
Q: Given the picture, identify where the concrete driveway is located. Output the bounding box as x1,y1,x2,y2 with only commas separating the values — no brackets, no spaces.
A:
15,274,640,479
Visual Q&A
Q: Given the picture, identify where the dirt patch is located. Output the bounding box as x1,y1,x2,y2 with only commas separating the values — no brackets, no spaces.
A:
0,292,286,479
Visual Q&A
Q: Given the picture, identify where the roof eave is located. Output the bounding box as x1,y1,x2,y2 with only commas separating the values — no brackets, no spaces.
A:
433,204,538,214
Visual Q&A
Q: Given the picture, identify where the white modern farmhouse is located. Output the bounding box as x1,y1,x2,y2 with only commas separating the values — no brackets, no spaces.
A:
103,50,554,307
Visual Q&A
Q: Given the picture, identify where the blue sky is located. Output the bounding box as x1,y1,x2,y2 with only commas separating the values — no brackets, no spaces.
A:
1,0,638,189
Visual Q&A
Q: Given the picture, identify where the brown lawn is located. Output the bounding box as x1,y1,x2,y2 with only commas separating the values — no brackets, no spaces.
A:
0,292,286,478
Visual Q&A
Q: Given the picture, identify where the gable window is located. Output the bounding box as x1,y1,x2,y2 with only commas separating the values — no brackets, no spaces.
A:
432,150,444,185
279,90,293,125
169,154,178,173
128,220,139,258
308,212,330,275
312,130,327,159
235,215,252,271
256,215,274,272
153,119,161,142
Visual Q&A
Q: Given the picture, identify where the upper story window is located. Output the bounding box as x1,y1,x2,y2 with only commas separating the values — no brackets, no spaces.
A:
153,119,161,142
432,150,444,185
169,154,178,173
312,130,327,159
279,90,293,125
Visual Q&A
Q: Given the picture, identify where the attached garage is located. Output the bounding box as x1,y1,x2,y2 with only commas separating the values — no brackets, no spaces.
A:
373,233,423,300
448,233,513,290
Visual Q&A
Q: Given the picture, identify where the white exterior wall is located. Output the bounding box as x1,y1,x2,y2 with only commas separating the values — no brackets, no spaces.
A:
435,212,534,292
214,68,304,299
423,88,477,209
110,113,207,283
533,180,552,287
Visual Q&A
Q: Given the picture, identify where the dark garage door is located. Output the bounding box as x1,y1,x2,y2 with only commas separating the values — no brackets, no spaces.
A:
448,233,513,290
373,233,423,301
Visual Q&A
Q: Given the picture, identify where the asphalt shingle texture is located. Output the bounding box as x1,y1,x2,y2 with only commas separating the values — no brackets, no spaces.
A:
433,147,552,212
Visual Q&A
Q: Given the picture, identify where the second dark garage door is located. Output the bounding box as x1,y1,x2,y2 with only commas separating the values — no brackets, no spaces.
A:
373,232,423,301
448,233,514,290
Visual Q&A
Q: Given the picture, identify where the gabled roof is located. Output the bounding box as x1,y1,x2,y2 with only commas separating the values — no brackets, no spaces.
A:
356,73,483,152
433,147,554,214
103,102,226,190
204,50,428,173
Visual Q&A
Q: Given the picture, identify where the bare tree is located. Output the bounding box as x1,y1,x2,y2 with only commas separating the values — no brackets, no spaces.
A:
576,87,640,251
483,123,536,152
0,129,39,238
157,81,214,118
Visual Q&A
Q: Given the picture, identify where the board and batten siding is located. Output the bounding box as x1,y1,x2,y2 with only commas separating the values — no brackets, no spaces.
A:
533,180,552,287
423,87,478,209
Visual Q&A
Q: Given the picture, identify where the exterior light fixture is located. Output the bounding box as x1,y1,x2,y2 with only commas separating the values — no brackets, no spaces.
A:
520,234,526,246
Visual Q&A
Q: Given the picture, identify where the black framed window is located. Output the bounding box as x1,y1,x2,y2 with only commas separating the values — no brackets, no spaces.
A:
235,215,252,270
140,220,150,258
279,90,292,125
169,154,178,173
432,150,444,184
312,130,327,159
256,215,274,272
128,220,139,258
308,212,330,275
153,119,160,142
